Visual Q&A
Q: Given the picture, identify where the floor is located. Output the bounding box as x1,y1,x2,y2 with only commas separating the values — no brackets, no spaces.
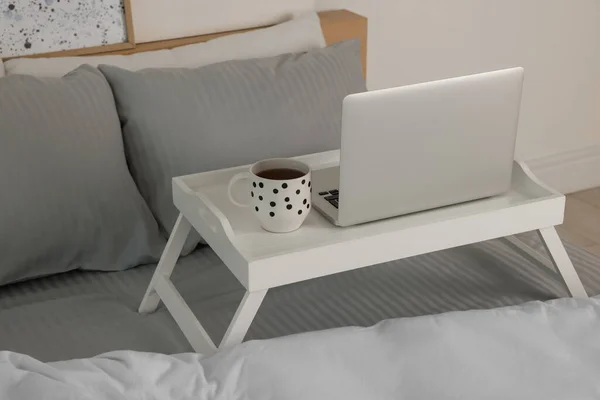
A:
557,187,600,257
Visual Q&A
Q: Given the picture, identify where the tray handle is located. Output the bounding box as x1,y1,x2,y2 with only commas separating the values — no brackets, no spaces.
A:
514,161,562,197
173,178,236,242
197,192,235,239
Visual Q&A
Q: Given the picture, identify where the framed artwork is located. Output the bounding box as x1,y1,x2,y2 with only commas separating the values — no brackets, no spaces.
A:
0,0,134,59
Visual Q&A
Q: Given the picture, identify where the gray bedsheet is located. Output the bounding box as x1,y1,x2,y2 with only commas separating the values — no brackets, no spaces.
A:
1,232,599,362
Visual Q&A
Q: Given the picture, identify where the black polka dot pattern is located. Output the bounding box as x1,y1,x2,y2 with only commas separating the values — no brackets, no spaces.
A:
251,178,313,223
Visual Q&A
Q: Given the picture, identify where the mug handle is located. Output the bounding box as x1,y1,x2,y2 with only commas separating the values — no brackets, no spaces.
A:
228,172,252,207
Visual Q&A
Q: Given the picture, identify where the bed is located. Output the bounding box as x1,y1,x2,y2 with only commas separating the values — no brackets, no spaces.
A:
0,231,598,362
1,238,599,398
1,8,600,399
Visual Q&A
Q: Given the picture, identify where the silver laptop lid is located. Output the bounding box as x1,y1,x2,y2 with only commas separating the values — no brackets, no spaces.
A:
337,67,524,226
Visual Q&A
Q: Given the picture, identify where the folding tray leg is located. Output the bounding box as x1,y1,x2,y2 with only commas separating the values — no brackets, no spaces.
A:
537,227,588,298
219,289,268,349
139,214,192,313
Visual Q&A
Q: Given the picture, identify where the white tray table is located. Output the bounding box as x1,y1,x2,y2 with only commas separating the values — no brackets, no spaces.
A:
139,150,587,354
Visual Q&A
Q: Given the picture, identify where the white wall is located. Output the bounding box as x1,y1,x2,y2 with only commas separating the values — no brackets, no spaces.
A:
318,0,600,165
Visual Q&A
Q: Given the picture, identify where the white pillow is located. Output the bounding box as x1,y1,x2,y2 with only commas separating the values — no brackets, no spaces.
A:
131,0,316,43
4,13,325,77
0,61,5,77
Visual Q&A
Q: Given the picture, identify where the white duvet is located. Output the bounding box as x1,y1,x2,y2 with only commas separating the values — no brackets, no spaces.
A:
1,297,599,400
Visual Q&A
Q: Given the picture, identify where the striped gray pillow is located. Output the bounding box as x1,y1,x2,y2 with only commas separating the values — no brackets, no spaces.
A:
0,65,166,286
99,40,366,252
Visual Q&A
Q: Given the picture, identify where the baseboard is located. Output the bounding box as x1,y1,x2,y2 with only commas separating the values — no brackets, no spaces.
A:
527,144,600,194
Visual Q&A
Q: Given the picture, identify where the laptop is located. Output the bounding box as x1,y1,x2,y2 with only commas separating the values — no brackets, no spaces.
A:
312,67,525,227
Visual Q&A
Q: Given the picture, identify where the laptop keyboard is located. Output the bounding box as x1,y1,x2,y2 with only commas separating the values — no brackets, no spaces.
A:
319,190,339,209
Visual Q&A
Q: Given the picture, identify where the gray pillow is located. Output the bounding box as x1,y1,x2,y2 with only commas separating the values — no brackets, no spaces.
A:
0,65,165,286
99,39,366,251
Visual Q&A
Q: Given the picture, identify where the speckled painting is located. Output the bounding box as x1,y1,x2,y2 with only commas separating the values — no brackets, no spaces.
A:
0,0,128,58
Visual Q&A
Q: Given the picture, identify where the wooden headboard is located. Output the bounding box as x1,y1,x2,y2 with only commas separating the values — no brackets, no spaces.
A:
5,10,367,77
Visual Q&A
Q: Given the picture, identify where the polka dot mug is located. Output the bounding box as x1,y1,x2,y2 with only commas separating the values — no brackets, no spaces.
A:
228,158,312,233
